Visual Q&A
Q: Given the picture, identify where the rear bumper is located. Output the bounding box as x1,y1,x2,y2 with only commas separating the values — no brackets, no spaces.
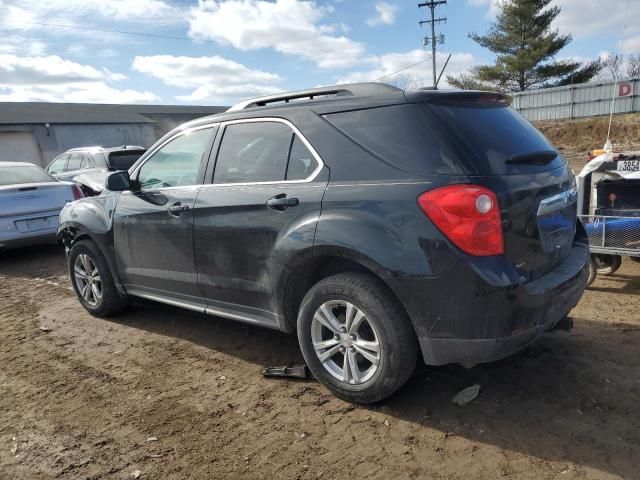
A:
0,216,59,250
386,241,589,367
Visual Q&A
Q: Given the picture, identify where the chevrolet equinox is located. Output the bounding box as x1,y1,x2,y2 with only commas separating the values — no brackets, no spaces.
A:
58,83,589,403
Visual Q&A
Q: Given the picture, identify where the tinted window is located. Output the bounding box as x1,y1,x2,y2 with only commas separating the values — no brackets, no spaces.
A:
286,135,317,180
108,151,145,171
0,165,56,186
137,128,213,189
214,122,292,184
324,104,464,175
424,103,564,174
47,155,67,174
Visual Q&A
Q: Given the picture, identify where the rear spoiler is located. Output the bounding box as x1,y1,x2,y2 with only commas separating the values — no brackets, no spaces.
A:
408,90,513,106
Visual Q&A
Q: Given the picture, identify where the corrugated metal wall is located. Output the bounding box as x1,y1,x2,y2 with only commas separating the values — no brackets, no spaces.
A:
511,78,640,121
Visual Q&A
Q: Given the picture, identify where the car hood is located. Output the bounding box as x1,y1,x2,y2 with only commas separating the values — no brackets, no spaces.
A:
73,170,110,194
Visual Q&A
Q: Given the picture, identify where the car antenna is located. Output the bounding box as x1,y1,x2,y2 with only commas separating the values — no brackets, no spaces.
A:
434,53,452,89
604,0,630,154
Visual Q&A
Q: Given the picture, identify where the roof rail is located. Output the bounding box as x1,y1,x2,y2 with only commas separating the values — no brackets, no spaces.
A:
227,82,402,112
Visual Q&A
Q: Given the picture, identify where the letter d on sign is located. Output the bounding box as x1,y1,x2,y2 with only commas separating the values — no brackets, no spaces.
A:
618,82,632,97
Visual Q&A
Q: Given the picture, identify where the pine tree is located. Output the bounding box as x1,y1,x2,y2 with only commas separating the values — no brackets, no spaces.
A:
447,0,601,91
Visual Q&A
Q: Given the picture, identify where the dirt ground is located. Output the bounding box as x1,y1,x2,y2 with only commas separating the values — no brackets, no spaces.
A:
1,244,639,480
2,116,640,479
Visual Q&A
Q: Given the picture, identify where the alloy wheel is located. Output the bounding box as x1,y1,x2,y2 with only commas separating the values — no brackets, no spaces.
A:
73,254,102,307
310,300,381,385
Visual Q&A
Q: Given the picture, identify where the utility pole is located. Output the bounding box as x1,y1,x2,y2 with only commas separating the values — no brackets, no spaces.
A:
418,1,447,87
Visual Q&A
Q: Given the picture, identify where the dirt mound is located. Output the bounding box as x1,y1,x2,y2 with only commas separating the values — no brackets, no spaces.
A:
535,113,640,172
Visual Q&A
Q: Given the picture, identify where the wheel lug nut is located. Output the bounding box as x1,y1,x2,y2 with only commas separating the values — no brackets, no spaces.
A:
334,334,340,340
340,327,346,333
340,346,346,353
350,334,356,341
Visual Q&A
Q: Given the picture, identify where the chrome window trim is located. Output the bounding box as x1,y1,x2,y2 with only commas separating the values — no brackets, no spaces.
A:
207,117,325,187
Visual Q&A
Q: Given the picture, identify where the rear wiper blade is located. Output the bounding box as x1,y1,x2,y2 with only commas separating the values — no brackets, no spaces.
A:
506,150,557,165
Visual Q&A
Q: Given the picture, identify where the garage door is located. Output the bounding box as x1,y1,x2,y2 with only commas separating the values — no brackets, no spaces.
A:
0,132,43,167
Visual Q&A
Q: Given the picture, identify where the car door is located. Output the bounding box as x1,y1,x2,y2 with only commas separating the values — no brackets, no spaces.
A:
193,119,328,324
113,125,217,301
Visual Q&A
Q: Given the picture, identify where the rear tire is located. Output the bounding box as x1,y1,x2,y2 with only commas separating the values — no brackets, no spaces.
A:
297,272,418,404
592,254,622,276
68,240,127,317
586,259,597,287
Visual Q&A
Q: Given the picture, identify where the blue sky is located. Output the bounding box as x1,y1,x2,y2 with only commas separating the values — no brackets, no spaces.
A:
0,0,637,105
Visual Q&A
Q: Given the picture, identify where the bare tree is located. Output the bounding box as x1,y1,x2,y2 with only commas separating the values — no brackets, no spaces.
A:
597,53,623,81
627,54,640,78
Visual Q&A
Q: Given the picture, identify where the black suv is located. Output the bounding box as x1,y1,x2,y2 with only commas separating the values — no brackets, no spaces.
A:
58,83,589,403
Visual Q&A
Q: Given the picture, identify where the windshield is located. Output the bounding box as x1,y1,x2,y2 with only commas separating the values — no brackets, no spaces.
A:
422,102,566,175
0,165,57,186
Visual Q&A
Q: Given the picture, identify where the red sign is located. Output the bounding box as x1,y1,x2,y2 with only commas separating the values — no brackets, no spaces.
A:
618,82,633,97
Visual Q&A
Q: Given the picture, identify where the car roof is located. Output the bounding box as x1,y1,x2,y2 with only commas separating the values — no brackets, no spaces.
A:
66,145,146,153
174,83,507,132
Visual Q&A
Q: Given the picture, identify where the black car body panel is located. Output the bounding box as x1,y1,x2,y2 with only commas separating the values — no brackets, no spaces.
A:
59,85,589,367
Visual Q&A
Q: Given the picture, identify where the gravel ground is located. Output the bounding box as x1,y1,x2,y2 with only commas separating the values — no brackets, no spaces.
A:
1,245,639,480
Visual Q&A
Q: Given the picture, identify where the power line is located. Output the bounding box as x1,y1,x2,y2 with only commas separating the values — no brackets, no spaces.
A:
6,21,411,58
372,56,430,82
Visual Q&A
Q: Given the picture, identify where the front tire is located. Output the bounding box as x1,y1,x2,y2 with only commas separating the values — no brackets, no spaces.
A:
297,273,418,404
68,240,127,317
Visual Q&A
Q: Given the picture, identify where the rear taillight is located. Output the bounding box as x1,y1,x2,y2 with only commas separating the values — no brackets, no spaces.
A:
418,185,504,256
71,184,84,200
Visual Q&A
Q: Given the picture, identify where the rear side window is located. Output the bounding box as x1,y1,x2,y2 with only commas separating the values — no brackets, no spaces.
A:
324,104,464,175
423,102,565,174
286,135,316,180
0,165,56,186
214,122,292,184
67,153,84,171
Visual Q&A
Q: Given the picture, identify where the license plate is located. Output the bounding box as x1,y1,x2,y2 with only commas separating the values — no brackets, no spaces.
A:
15,216,57,233
617,160,640,172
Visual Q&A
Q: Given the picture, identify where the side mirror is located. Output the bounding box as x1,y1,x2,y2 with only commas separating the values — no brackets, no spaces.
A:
106,171,131,191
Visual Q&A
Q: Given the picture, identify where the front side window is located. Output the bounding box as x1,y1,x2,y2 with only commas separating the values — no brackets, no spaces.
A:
214,122,293,184
47,154,67,174
137,128,213,189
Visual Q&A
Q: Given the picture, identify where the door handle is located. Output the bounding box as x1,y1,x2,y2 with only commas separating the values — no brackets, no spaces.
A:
266,194,299,211
167,202,190,216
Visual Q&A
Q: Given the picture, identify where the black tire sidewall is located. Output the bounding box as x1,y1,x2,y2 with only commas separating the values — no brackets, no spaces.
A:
68,240,125,317
297,273,417,403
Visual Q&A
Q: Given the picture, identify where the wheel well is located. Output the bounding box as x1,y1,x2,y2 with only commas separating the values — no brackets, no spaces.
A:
282,255,409,332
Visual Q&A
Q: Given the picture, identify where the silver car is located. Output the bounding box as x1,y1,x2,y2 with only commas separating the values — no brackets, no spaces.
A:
0,162,83,250
45,145,146,182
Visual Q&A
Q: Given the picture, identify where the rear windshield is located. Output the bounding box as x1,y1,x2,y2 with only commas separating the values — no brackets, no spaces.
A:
0,165,56,186
422,102,565,175
324,104,465,175
107,151,145,170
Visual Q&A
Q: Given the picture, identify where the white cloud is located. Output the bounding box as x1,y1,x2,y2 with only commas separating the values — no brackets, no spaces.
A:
339,49,476,89
0,54,158,103
468,0,640,44
0,0,183,28
187,0,366,69
367,2,399,27
133,54,282,103
552,0,640,41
